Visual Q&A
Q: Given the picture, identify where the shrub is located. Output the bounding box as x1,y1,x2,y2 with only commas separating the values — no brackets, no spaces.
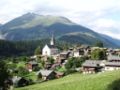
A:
107,79,120,90
17,67,29,77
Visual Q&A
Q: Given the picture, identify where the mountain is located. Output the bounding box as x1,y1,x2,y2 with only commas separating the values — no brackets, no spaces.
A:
0,13,119,47
100,34,120,46
0,24,2,28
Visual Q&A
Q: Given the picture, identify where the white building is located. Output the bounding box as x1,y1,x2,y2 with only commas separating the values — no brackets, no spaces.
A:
42,35,59,56
73,50,80,57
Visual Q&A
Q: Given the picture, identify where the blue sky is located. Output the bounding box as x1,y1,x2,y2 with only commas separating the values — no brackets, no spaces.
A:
0,0,120,39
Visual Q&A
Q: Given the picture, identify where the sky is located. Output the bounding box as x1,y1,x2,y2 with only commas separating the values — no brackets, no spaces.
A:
0,0,120,39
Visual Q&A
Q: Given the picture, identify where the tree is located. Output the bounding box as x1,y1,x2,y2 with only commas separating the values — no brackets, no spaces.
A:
47,57,54,64
91,49,106,60
37,73,42,80
65,57,85,70
65,57,85,75
8,63,17,70
0,61,10,89
94,41,104,47
34,46,41,55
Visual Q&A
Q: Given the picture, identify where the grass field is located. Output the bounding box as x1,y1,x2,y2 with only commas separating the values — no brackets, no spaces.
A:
16,70,120,90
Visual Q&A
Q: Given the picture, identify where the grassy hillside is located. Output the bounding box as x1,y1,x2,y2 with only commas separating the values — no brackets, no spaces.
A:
16,70,120,90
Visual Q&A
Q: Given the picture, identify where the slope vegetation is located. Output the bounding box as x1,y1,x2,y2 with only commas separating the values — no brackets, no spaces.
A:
16,70,120,90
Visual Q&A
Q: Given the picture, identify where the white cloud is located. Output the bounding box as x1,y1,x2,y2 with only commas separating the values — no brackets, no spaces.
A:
0,0,120,39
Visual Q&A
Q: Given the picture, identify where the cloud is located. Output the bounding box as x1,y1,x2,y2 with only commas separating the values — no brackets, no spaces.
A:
0,0,120,39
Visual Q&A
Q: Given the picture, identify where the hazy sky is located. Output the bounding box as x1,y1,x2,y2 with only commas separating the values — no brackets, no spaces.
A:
0,0,120,39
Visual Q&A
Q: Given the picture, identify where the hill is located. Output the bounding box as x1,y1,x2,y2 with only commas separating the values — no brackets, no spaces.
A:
16,70,120,90
0,13,120,47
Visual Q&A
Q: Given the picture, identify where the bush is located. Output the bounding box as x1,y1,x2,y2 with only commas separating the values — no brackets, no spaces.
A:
17,67,29,77
65,69,77,75
107,79,120,90
65,57,85,70
47,57,54,64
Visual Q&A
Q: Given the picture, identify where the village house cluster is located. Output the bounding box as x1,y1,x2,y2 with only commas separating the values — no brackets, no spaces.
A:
25,36,120,80
9,36,120,88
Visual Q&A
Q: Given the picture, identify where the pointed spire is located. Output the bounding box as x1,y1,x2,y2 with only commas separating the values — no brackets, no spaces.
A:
50,34,55,45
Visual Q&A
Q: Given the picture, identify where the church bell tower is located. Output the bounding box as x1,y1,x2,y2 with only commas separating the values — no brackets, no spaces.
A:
50,34,55,45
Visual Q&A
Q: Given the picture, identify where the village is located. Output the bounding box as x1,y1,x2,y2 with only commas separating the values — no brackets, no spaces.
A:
7,35,120,88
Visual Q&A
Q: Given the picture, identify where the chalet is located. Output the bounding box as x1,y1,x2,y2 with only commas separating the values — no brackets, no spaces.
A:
60,51,70,60
105,55,120,71
73,49,84,57
73,50,80,57
107,55,120,62
37,70,56,80
105,62,120,71
51,51,70,64
83,46,91,56
42,35,59,56
26,61,38,72
82,60,104,74
12,76,29,87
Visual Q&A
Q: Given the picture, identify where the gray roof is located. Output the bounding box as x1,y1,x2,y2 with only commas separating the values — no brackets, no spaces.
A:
107,55,120,61
60,51,70,55
105,62,120,67
82,60,102,67
37,70,54,76
47,44,57,49
28,61,38,65
12,76,22,84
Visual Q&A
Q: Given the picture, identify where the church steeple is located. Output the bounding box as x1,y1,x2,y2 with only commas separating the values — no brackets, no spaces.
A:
50,34,55,45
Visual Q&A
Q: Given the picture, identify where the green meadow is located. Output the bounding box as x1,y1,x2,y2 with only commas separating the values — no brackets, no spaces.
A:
16,70,120,90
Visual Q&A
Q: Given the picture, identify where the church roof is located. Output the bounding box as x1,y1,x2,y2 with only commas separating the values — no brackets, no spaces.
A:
47,44,57,49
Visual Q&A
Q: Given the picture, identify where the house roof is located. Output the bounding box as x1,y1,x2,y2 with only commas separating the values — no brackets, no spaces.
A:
60,51,70,55
27,61,38,65
37,70,54,76
82,60,102,67
105,62,120,67
12,76,22,84
107,55,120,61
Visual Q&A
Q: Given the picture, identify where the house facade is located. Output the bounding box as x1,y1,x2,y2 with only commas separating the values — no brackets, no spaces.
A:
105,55,120,71
26,61,38,72
82,60,104,74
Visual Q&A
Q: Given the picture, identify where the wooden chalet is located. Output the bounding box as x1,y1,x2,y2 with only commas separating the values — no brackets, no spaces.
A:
82,60,103,74
26,61,38,71
37,70,56,80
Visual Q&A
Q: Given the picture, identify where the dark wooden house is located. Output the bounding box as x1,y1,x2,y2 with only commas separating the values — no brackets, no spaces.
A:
26,61,38,71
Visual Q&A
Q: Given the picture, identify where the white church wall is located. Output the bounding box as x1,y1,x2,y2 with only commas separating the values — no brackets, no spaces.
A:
42,45,51,56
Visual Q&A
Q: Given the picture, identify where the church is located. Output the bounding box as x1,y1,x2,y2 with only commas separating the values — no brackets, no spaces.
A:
42,35,59,56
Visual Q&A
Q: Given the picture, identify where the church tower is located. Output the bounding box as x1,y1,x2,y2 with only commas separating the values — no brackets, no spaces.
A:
50,34,55,45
